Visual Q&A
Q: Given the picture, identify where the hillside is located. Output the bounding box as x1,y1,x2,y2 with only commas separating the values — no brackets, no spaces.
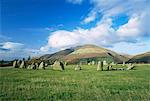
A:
64,44,128,64
128,52,150,63
40,48,74,61
40,44,129,64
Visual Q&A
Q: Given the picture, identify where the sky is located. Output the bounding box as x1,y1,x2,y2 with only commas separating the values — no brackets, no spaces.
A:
0,0,150,60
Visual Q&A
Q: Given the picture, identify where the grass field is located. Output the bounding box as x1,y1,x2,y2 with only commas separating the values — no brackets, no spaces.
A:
0,64,150,101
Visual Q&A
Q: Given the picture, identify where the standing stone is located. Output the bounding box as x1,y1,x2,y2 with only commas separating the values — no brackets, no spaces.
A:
39,62,45,69
45,63,48,67
103,60,107,65
53,61,64,71
107,64,112,71
127,63,135,70
122,62,125,66
27,65,31,69
17,60,21,67
88,62,91,65
75,65,81,71
19,61,25,68
13,61,18,68
97,61,103,71
92,61,95,65
35,63,39,69
64,61,67,66
111,62,115,65
97,61,100,71
31,63,36,69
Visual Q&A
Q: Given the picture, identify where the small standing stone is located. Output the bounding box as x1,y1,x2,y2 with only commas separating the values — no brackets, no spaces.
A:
107,64,112,71
39,62,45,69
75,65,81,70
27,65,31,69
92,61,95,65
122,62,125,66
35,63,39,69
19,61,26,68
17,60,21,67
31,63,36,69
127,63,135,70
13,61,17,68
45,63,48,67
97,61,103,71
103,60,107,65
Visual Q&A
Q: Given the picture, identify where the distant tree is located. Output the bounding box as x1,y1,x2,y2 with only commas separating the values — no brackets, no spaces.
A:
0,59,4,65
28,56,31,61
23,58,25,61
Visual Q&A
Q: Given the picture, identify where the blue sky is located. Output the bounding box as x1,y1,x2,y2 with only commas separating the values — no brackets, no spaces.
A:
1,0,150,60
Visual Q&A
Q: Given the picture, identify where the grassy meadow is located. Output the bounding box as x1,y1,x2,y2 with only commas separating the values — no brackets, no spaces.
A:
0,64,150,101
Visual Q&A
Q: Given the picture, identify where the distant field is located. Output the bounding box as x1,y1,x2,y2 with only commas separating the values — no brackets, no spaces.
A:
0,64,150,101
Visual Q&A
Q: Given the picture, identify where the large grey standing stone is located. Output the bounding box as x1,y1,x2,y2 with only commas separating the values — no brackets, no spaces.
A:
53,61,64,71
75,65,81,71
39,62,45,69
19,61,26,68
13,61,18,68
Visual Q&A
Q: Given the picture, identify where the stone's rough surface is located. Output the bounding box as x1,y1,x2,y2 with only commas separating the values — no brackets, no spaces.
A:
53,61,65,71
75,65,81,71
13,61,17,68
39,62,45,69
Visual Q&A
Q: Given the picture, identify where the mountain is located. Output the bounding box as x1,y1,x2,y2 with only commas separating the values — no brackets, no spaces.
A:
40,48,74,60
128,52,150,63
40,44,129,64
63,44,128,64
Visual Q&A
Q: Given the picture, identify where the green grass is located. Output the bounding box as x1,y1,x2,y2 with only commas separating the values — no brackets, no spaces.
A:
0,64,150,101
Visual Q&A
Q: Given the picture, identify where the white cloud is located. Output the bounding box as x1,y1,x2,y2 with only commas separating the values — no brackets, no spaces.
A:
108,40,150,55
0,42,42,60
1,42,24,50
66,0,84,4
41,10,149,51
83,0,150,24
117,15,141,37
41,18,117,49
82,11,97,24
